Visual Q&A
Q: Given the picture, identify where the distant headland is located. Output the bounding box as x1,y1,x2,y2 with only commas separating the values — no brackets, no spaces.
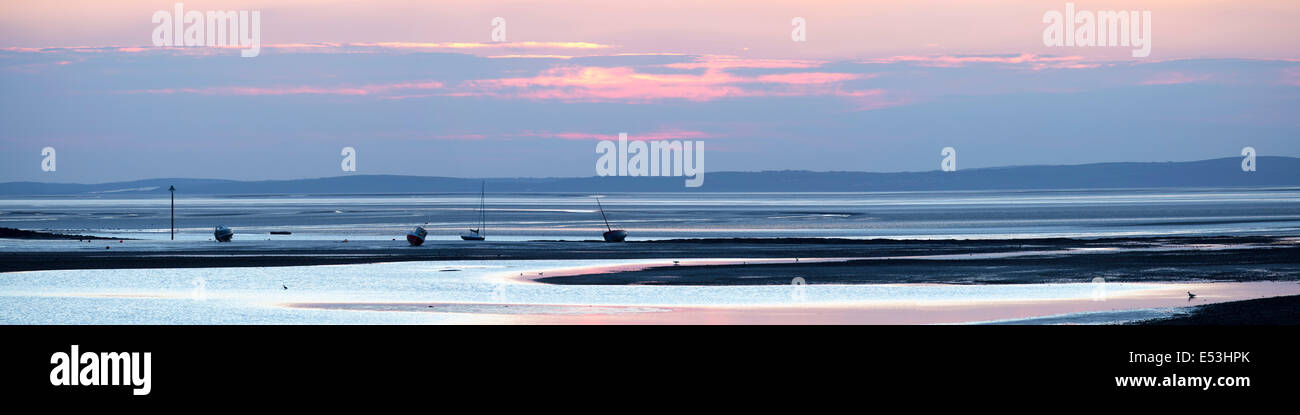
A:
3,156,1297,196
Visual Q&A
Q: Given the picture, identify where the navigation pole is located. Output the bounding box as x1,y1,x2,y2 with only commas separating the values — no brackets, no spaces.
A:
169,185,175,240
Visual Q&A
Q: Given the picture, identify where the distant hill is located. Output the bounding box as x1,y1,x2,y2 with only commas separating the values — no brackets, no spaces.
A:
2,157,1297,195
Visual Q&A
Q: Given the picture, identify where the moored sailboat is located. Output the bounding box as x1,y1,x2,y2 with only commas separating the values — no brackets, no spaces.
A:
461,182,487,241
596,198,627,242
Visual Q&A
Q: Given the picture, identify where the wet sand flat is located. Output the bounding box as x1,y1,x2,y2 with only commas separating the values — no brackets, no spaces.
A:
2,236,1296,283
6,235,1299,324
286,281,1300,324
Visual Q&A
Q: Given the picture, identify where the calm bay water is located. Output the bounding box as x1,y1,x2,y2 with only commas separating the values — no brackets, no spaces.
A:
2,187,1299,244
3,188,1299,324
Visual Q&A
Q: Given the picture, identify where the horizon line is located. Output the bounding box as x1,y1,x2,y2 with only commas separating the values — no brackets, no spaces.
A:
5,155,1294,186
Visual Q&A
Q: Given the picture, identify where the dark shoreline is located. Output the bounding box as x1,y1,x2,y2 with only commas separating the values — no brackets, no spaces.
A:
1,235,1296,282
0,227,120,241
1133,294,1300,325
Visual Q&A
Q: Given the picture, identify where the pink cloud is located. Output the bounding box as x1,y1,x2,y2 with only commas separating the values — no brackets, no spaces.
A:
4,45,243,55
1282,67,1300,86
522,130,714,141
72,47,888,107
1,56,86,73
428,133,489,140
426,129,714,141
135,86,371,96
753,72,873,85
459,64,877,103
463,66,737,102
661,56,824,70
486,54,577,59
1141,72,1212,85
348,41,612,51
131,81,444,96
860,53,1090,69
3,41,611,57
836,89,908,111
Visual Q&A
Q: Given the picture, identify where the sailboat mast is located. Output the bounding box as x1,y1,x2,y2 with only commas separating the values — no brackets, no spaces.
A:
479,181,486,234
597,198,612,231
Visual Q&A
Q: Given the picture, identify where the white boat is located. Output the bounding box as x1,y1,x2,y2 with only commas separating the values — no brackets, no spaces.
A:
406,226,427,246
461,182,487,241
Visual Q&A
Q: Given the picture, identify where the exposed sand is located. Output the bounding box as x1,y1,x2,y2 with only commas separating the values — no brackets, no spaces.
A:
286,278,1300,324
4,236,1291,277
8,235,1299,324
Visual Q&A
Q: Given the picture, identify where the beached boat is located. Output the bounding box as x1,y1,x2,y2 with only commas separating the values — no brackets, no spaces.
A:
461,182,487,241
406,226,427,246
214,225,234,242
597,198,627,242
603,229,628,242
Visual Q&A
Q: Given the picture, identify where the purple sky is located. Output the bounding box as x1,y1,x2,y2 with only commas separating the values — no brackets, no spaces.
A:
2,1,1297,182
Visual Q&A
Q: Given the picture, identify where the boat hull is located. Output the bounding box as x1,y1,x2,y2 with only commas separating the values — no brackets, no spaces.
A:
406,234,425,246
406,226,427,246
602,230,628,242
214,226,233,242
460,234,485,241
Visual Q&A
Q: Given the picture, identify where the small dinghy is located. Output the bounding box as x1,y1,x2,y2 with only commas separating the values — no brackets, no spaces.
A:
214,225,234,242
406,226,427,246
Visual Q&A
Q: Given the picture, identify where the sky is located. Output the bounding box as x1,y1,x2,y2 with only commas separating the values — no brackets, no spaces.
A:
1,0,1297,183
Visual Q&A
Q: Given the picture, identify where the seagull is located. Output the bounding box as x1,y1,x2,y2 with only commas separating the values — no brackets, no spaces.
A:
1187,291,1196,300
282,284,288,290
